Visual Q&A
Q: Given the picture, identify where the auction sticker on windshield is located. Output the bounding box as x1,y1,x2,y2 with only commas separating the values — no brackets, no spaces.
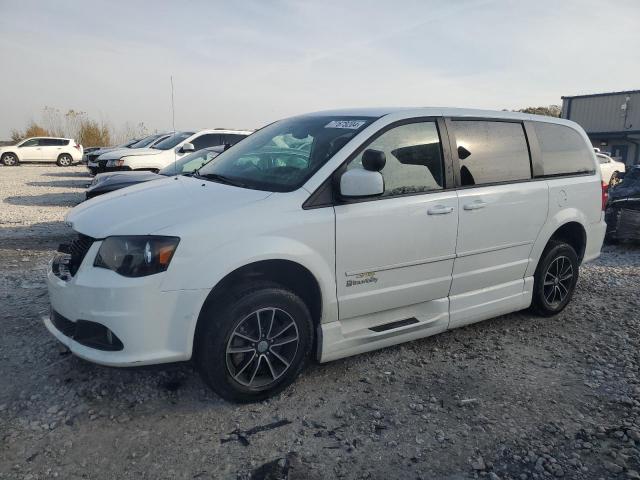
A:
325,120,368,129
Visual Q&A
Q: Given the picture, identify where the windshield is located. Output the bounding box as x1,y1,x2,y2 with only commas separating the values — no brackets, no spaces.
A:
152,131,195,150
159,148,221,176
122,138,141,148
129,134,164,149
197,116,377,191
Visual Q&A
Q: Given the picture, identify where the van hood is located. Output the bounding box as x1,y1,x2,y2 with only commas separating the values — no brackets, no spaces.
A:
67,175,272,238
110,147,162,159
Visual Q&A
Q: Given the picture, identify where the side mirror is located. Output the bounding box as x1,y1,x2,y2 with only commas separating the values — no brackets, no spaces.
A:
340,169,384,197
181,142,195,153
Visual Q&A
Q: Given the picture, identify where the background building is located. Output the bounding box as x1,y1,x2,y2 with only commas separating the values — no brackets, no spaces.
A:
561,89,640,166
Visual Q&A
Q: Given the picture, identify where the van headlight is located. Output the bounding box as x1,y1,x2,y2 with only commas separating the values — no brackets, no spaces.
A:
94,236,180,277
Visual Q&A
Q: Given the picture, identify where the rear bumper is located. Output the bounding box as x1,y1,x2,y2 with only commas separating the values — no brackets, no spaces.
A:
583,219,607,263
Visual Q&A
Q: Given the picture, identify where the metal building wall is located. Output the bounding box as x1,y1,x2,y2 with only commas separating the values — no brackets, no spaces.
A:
562,91,640,133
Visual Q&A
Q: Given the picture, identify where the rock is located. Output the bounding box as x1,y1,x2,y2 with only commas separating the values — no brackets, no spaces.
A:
604,461,624,474
471,456,486,471
628,430,640,442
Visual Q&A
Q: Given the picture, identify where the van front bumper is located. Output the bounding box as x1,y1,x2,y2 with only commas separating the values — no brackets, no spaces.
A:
45,253,208,367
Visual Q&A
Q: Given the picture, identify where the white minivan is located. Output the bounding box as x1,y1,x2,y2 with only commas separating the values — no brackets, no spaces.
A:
46,108,606,402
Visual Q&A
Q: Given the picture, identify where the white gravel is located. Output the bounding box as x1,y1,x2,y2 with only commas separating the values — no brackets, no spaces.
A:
0,164,88,241
1,164,640,479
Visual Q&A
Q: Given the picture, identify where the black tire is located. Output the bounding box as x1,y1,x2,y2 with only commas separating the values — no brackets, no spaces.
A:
88,167,98,176
1,153,19,166
57,154,73,167
530,241,579,317
196,281,314,403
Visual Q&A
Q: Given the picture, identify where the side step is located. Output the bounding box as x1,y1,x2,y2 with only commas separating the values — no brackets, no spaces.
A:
369,317,419,333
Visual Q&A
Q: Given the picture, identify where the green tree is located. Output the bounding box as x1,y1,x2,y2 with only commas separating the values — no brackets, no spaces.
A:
516,105,561,117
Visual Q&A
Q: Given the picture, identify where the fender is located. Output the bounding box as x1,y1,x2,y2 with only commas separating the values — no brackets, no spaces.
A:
160,233,338,352
525,207,588,277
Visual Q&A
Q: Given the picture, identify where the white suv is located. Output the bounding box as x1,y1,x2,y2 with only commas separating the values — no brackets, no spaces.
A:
1,137,83,166
597,152,626,184
104,129,252,172
45,108,606,402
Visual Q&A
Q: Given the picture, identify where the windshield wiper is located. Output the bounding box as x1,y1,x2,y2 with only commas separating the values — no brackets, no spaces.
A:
196,172,246,188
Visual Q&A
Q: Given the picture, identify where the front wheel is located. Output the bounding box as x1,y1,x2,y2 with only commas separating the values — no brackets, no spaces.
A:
57,154,73,167
530,241,579,317
1,153,19,166
196,281,314,402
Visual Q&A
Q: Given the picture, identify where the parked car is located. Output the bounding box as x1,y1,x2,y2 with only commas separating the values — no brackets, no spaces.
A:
597,152,626,184
605,165,640,242
0,137,83,166
102,129,251,173
46,108,605,402
86,134,172,175
84,138,141,173
82,147,102,156
85,146,223,199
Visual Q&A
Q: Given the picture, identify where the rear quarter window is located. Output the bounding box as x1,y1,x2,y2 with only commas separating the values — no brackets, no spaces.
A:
533,123,595,177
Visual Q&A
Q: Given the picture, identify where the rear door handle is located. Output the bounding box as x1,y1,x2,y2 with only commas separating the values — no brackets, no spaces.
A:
463,201,487,210
427,205,454,215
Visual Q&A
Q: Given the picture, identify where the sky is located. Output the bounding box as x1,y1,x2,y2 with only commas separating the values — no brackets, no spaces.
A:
0,0,639,139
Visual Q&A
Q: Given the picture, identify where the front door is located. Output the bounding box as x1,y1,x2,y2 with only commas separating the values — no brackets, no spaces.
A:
447,119,548,328
17,138,43,161
335,120,458,330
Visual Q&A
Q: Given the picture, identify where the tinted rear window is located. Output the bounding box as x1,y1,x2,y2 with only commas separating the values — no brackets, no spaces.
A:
452,120,531,186
39,138,68,146
534,123,595,177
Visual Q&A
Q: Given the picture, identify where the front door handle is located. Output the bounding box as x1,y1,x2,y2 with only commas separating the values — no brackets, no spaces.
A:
427,205,454,215
463,200,488,211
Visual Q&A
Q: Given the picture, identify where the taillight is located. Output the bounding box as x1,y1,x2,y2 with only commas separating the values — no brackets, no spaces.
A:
601,181,608,210
74,143,81,150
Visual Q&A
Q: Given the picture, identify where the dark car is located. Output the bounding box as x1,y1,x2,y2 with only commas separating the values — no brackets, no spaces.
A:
605,165,640,242
85,146,222,199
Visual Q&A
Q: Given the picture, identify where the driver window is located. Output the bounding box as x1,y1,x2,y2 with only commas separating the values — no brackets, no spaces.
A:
20,139,39,147
347,122,444,197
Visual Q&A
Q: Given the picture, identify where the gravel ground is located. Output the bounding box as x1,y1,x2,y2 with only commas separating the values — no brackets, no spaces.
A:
1,165,640,480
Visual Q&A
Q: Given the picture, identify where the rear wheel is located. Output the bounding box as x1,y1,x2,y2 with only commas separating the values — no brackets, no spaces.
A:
530,241,579,316
57,154,73,167
196,281,313,403
1,153,18,166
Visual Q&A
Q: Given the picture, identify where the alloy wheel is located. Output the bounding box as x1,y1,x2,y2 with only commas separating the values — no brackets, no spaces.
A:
3,154,16,166
543,255,574,306
225,307,299,389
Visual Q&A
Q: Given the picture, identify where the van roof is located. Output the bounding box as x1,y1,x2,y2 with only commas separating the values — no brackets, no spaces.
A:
301,107,577,127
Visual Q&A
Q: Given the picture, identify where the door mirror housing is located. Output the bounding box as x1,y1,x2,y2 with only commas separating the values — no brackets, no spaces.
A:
181,142,195,153
339,168,384,198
